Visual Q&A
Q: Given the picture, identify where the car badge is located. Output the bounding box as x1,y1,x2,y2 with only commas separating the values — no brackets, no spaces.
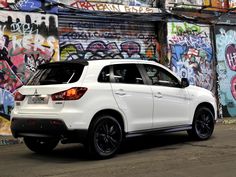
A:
34,89,39,96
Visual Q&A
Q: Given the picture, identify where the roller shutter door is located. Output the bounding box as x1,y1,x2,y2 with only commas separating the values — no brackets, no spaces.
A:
58,14,158,61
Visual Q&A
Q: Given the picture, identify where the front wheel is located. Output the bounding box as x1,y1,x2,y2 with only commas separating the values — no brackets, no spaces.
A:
24,137,59,153
188,107,215,140
88,115,123,159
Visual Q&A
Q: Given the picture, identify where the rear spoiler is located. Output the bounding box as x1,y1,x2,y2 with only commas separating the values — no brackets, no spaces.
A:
38,60,89,69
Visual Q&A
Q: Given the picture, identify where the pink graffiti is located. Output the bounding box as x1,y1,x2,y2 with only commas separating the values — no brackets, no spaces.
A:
0,0,8,7
231,76,236,100
0,61,23,92
120,41,140,57
70,0,95,11
225,44,236,71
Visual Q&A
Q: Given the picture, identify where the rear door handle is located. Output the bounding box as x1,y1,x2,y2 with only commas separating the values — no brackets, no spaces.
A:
154,92,162,98
115,89,126,96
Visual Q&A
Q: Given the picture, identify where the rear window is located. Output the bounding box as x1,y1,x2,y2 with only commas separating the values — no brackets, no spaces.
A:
27,65,85,85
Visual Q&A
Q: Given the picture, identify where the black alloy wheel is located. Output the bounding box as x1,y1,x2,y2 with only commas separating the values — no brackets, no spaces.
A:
188,107,215,140
24,137,59,153
88,115,123,159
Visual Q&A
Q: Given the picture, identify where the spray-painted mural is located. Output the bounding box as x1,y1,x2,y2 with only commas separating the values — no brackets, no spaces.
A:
0,0,58,13
59,19,159,61
216,26,236,117
229,0,236,8
59,0,160,13
60,0,157,8
0,11,59,135
168,22,214,91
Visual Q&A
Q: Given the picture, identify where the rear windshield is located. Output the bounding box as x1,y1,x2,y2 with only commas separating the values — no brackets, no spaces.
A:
27,65,85,85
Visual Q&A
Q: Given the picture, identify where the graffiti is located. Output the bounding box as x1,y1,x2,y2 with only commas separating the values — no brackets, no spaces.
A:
60,41,153,60
171,22,201,35
229,0,236,8
168,22,214,91
225,44,236,71
63,0,160,13
62,0,156,8
216,26,236,117
0,88,14,118
0,11,59,130
0,0,8,8
10,0,58,13
60,19,158,61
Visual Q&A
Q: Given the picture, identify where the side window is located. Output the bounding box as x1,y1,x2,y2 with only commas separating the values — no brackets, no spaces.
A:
98,66,110,83
144,64,180,87
113,64,144,84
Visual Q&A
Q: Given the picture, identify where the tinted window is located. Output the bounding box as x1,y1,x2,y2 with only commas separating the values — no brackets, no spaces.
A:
27,65,84,85
113,64,143,84
144,64,180,87
98,66,110,83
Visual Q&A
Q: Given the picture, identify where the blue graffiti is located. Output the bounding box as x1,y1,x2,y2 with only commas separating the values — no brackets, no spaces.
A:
0,88,14,118
13,0,58,13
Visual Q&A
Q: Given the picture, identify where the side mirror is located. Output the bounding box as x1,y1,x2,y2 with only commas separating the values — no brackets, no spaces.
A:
181,78,189,88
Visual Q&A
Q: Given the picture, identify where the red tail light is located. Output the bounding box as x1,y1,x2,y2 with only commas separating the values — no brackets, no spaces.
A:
14,91,25,101
51,87,87,101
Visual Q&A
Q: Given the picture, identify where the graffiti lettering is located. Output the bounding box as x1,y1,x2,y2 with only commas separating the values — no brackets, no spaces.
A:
11,22,38,34
225,44,236,71
69,1,160,13
168,22,213,91
216,27,236,117
171,22,201,35
0,11,59,124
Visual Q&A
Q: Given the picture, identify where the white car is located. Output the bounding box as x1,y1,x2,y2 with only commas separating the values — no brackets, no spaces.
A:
11,59,217,158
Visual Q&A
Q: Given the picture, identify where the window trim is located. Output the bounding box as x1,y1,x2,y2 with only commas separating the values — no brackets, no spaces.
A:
141,64,182,88
109,63,148,85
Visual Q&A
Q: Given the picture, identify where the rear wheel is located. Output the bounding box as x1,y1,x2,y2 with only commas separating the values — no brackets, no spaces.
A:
88,115,123,159
24,137,59,153
188,107,215,140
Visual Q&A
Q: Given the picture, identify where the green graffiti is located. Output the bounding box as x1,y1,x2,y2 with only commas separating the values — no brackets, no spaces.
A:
171,22,201,35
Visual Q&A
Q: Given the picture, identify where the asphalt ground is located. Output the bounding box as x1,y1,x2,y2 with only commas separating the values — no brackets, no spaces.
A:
0,121,236,177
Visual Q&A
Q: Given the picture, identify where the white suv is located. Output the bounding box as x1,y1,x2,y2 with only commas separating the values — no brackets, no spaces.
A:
11,59,217,158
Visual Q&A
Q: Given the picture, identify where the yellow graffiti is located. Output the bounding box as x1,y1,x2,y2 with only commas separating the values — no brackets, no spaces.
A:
0,116,11,135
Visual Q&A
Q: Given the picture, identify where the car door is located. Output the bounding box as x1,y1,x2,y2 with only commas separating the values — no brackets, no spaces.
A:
110,63,153,132
142,64,190,128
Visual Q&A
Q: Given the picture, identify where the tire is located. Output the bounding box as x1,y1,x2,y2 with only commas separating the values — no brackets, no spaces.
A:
188,107,215,140
24,137,59,153
88,115,123,159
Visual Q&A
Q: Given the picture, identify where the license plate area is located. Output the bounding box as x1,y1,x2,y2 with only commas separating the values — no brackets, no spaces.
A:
28,96,49,104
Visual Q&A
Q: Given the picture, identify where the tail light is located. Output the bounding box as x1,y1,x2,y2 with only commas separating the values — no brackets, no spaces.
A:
51,87,87,101
14,91,25,101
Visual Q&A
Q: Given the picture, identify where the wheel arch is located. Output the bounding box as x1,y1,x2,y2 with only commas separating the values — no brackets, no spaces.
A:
89,109,126,133
194,102,215,120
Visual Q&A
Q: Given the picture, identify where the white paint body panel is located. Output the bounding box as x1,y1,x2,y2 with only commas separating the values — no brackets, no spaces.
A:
11,59,217,133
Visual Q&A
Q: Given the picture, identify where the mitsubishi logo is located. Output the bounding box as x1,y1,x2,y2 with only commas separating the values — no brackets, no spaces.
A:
34,89,39,96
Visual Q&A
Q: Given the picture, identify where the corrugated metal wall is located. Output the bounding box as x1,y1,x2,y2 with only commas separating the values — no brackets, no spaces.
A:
58,14,159,61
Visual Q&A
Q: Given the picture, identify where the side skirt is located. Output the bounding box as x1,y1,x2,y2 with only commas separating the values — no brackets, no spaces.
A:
126,125,192,138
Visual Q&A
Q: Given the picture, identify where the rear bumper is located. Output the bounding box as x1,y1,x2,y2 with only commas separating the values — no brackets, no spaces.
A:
11,118,88,143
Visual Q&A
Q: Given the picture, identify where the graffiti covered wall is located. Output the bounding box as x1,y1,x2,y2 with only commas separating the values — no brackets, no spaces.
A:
60,0,157,9
168,22,215,91
216,26,236,117
0,11,59,135
59,17,159,61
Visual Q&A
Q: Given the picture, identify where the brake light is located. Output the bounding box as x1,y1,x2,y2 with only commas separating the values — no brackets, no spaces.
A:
51,87,87,101
14,91,25,101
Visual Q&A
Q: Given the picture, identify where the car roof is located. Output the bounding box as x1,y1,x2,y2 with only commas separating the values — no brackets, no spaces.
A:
38,59,169,72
